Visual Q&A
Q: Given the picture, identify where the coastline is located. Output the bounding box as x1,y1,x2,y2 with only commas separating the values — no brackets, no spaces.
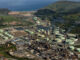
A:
8,11,36,17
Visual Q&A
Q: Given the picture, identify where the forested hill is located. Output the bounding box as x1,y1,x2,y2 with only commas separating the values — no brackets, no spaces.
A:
45,1,80,14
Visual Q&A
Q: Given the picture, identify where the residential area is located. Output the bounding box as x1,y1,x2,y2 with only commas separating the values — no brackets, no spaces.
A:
0,14,80,60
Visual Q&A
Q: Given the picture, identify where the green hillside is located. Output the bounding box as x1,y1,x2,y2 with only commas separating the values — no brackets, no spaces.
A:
45,1,80,14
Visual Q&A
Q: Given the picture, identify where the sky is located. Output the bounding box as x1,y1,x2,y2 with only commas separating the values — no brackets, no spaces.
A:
58,0,80,1
0,0,58,11
0,0,57,7
0,0,79,11
0,0,79,7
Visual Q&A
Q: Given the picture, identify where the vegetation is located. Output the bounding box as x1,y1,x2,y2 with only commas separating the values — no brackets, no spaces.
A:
0,43,33,60
0,43,16,57
0,15,20,28
75,45,80,48
35,1,80,36
0,8,10,15
34,9,56,20
0,15,20,22
45,1,80,14
0,15,34,28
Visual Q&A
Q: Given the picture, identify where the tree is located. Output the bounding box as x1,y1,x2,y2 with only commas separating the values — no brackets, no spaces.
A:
34,9,56,20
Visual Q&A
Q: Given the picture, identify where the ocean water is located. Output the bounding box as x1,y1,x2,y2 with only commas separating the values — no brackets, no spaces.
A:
0,0,58,11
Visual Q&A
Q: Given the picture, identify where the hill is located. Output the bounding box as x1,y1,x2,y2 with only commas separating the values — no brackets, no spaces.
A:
34,1,80,35
35,1,80,18
0,8,10,15
45,1,80,14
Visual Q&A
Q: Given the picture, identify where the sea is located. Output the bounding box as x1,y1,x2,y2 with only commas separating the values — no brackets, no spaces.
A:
0,0,58,11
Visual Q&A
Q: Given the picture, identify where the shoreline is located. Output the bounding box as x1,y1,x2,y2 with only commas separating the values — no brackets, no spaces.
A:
8,11,36,16
10,10,37,12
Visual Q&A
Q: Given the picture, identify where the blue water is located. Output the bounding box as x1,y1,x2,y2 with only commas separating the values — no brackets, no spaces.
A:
0,0,58,11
